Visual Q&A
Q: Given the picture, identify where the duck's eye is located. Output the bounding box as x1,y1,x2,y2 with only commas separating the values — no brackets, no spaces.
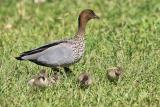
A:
90,11,95,15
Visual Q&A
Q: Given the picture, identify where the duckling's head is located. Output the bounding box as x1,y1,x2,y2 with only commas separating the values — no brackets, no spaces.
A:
107,66,123,83
115,67,122,76
39,69,47,77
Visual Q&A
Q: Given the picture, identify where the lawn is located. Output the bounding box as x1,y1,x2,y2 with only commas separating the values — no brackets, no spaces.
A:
0,0,160,107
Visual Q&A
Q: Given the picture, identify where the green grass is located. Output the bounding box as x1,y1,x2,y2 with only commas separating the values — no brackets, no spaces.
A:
0,0,160,106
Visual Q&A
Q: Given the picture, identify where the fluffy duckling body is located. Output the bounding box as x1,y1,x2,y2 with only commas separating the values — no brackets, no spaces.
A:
78,73,92,88
107,67,123,82
28,69,57,87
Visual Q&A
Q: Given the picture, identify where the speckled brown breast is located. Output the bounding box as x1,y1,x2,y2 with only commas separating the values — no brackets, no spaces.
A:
71,36,85,62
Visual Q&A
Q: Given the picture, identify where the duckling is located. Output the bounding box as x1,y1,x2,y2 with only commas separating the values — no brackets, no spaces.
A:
28,69,52,87
49,72,61,84
78,73,93,88
133,80,140,87
107,66,123,83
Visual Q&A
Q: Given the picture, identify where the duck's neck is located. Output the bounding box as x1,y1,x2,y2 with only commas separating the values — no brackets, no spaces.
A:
76,16,87,37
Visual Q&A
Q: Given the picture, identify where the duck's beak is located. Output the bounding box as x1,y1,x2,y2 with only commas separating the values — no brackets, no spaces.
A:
93,14,100,19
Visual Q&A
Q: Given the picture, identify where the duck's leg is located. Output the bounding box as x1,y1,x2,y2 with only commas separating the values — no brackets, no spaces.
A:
51,67,60,72
51,67,64,76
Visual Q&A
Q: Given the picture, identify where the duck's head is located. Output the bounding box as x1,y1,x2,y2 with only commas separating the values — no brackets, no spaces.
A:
79,9,99,21
77,9,99,34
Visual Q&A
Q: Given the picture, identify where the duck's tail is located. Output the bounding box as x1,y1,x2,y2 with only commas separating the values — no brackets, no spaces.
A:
15,55,24,60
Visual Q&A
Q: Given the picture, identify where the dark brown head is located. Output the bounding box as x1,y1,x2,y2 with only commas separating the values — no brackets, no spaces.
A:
77,9,99,35
79,9,99,21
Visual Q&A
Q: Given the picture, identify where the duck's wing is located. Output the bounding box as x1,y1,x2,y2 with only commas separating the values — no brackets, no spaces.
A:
15,40,68,60
34,45,75,67
17,43,75,67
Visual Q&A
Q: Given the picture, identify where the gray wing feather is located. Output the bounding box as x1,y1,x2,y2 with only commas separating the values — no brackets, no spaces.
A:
36,45,74,66
16,40,68,60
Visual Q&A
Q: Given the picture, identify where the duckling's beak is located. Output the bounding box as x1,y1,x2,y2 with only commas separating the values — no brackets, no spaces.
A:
93,14,100,19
